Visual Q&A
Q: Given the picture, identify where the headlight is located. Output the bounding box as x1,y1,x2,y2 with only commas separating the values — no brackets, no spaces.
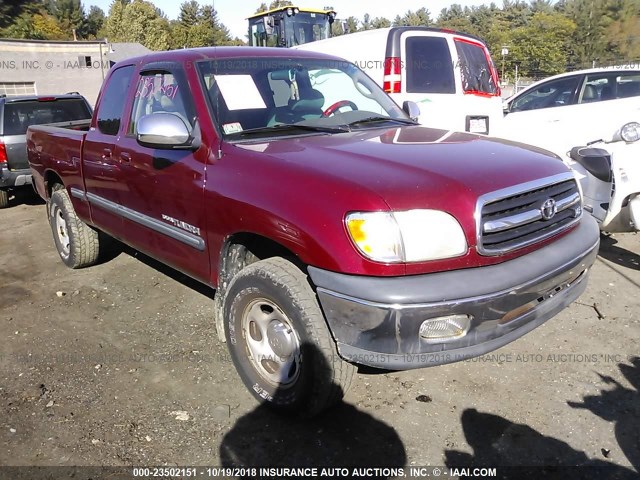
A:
346,210,468,263
619,122,640,142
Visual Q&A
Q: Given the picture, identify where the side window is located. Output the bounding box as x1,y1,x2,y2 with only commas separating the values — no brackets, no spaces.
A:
510,76,580,112
128,71,193,136
455,40,498,95
405,36,455,94
616,72,640,99
96,65,134,135
579,74,609,103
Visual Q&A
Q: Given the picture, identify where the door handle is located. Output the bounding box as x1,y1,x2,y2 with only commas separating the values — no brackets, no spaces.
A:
101,148,112,160
120,152,132,163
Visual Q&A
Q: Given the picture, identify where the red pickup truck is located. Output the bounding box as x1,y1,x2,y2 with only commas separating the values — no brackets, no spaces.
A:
28,47,599,416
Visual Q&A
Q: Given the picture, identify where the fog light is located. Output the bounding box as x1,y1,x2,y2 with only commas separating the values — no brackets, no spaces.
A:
620,122,640,142
419,315,472,343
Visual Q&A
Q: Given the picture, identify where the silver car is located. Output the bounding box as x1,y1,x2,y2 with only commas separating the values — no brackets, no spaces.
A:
0,93,92,208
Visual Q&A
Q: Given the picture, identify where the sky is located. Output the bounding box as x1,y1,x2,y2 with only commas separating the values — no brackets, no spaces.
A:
84,0,492,39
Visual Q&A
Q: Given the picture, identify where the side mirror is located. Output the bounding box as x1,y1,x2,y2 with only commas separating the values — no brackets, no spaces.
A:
502,101,510,115
136,113,193,149
402,101,420,122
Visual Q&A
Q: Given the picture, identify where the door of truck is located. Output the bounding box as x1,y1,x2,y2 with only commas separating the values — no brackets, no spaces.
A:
82,65,136,238
112,63,210,282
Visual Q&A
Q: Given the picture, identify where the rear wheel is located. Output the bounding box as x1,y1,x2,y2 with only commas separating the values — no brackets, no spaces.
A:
223,257,354,417
0,189,8,209
49,186,100,268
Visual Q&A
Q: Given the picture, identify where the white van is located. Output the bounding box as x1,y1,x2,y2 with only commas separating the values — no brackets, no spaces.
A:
296,27,503,134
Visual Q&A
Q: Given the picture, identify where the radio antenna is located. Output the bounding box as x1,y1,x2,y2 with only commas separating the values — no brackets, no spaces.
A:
212,0,223,160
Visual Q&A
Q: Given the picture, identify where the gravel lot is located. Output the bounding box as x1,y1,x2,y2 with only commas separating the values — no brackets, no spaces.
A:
0,189,638,477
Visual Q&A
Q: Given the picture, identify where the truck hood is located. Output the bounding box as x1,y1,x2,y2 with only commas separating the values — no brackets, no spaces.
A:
233,125,571,213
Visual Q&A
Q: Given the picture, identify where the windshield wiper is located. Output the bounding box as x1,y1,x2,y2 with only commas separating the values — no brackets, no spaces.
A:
230,123,350,138
347,116,418,127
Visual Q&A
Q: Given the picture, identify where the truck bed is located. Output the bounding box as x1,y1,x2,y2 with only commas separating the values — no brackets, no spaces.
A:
27,122,89,202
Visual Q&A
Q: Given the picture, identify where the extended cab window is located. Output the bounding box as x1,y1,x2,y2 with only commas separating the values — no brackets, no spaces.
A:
510,76,580,112
129,71,194,135
96,65,134,135
405,36,455,94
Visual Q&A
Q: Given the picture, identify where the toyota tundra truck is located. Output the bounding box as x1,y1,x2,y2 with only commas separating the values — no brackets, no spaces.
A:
27,47,600,416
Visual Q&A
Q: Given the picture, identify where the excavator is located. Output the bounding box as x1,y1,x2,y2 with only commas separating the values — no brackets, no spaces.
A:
248,6,337,48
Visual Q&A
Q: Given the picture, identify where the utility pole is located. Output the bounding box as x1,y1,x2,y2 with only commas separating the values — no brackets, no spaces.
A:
501,46,509,85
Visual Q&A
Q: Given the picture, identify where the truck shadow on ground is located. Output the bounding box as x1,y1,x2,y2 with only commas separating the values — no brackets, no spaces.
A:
444,358,640,479
104,241,215,299
219,344,406,479
598,233,640,271
5,186,45,208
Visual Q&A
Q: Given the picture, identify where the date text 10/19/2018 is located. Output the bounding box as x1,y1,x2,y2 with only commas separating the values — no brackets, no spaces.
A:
132,467,499,478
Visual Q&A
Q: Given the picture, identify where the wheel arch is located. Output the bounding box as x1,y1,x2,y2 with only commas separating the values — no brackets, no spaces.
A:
44,169,65,199
213,231,310,343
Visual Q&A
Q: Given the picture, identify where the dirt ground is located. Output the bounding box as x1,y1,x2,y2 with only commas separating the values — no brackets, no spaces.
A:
0,188,638,477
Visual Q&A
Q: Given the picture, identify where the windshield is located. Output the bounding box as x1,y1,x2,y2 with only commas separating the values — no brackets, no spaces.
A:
198,57,409,139
283,12,330,47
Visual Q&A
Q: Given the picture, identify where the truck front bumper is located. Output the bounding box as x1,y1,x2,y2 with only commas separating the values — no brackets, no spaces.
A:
0,167,32,189
308,215,600,370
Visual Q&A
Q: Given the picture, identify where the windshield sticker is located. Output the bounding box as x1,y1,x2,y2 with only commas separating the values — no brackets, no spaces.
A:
214,75,267,111
223,122,243,135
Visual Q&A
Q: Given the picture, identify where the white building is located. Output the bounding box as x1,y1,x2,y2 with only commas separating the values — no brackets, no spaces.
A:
0,39,151,106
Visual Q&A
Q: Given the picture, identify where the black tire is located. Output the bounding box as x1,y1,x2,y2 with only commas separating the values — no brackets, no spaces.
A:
223,257,354,417
49,185,100,268
0,189,8,209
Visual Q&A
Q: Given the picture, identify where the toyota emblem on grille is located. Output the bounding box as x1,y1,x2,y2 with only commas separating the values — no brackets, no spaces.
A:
540,198,557,221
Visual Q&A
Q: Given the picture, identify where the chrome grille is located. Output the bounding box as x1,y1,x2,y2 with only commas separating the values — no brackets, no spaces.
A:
477,174,582,255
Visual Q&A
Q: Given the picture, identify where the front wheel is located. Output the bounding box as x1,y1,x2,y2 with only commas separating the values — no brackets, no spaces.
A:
49,186,101,268
223,257,354,417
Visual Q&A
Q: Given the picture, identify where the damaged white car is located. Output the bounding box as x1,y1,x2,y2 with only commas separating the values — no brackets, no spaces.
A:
500,67,640,232
568,121,640,232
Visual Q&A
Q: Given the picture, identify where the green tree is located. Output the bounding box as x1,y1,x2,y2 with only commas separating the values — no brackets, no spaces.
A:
437,5,474,33
394,8,431,26
345,16,359,33
499,0,531,28
507,11,576,77
371,17,391,29
269,0,293,9
608,15,640,59
106,0,171,50
178,0,199,27
33,12,68,40
48,0,87,39
171,1,234,48
3,11,69,40
255,3,269,14
85,5,105,38
531,0,554,13
0,0,42,31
